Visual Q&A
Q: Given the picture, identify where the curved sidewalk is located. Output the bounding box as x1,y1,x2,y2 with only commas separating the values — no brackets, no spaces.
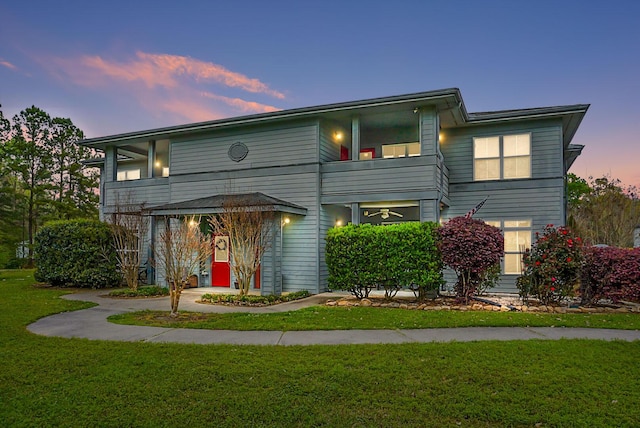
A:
27,290,640,346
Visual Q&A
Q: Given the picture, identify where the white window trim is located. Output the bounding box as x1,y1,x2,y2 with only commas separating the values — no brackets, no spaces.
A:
473,133,531,181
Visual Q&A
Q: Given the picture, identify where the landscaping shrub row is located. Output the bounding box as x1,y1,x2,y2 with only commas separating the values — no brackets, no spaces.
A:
327,220,640,305
581,246,640,304
200,290,310,306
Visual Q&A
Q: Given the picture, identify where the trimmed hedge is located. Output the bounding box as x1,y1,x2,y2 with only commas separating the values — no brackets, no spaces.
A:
326,222,443,299
34,219,121,288
581,246,640,304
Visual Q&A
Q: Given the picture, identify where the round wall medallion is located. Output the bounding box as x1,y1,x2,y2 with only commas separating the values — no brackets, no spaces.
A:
228,142,249,162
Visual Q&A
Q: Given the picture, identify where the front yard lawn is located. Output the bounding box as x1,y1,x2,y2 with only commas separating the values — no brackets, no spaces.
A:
110,306,640,331
2,270,640,427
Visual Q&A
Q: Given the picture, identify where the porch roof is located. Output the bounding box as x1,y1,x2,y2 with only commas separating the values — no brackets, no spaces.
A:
148,192,307,216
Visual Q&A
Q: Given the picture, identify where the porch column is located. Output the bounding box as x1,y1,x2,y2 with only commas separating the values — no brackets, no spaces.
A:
351,116,360,161
147,140,156,178
351,202,359,225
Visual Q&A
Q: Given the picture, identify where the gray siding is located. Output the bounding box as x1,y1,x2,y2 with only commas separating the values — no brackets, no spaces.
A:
441,118,566,293
443,180,564,293
170,123,318,175
319,121,342,163
420,199,438,222
318,204,352,291
442,119,564,184
104,179,170,210
321,156,439,203
420,106,438,156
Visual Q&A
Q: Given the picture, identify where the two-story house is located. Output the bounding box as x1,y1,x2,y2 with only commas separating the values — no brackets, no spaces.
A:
81,88,588,294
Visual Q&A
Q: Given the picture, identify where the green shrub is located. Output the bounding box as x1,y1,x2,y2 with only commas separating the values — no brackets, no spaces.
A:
326,222,443,299
109,286,170,297
34,219,121,288
200,290,309,305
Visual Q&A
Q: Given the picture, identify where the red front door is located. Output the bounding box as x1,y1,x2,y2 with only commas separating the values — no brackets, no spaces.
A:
212,235,231,287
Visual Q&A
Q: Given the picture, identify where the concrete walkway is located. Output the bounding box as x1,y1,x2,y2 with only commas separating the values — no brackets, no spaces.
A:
27,290,640,345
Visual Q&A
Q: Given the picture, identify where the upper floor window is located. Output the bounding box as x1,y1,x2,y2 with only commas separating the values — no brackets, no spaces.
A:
474,133,530,181
382,142,420,159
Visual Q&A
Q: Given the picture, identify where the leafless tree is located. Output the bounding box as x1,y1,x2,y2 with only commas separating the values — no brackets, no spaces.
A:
568,176,640,247
208,194,276,296
106,194,149,291
154,216,211,316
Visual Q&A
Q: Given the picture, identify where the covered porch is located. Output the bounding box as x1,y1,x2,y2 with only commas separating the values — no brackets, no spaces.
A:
148,192,307,296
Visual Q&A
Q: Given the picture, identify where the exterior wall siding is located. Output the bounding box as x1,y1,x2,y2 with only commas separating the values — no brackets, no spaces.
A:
170,122,318,175
321,156,439,203
319,121,342,162
442,119,564,184
103,179,170,210
441,118,566,293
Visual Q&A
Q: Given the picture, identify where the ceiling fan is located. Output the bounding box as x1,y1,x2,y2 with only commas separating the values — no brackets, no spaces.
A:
366,208,403,220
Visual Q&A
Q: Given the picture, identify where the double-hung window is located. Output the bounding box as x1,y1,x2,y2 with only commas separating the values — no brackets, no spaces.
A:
474,133,531,181
484,219,532,275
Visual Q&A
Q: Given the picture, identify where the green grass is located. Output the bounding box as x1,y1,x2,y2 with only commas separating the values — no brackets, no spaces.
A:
110,305,640,331
2,269,640,427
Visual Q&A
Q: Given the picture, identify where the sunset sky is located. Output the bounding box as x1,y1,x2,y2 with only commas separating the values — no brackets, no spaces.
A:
1,0,639,187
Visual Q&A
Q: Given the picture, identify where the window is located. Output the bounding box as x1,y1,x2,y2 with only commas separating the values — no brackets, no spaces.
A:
382,142,420,158
359,148,375,160
483,219,532,275
117,169,141,181
474,134,530,181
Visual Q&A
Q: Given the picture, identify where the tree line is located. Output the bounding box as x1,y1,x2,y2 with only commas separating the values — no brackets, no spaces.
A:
0,105,99,267
567,173,640,247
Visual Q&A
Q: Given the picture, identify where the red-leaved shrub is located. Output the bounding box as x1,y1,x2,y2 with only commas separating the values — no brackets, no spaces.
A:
581,246,640,304
438,217,504,304
519,225,584,304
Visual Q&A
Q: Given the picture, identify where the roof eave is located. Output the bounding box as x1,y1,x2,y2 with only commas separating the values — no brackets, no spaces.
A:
78,88,464,148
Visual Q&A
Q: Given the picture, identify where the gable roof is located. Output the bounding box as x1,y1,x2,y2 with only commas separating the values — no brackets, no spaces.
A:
148,192,307,216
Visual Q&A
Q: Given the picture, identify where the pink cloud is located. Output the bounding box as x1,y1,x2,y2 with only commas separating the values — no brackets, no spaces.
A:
57,51,284,99
0,60,17,70
159,99,224,123
138,52,285,99
44,50,286,127
200,91,281,114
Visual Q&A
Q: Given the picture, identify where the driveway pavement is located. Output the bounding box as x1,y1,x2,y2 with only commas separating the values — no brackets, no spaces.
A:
27,289,640,345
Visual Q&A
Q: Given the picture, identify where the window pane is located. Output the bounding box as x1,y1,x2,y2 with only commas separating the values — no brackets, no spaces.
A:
484,220,501,228
474,159,500,180
407,142,421,157
474,137,500,159
504,220,531,228
504,254,523,274
504,134,530,156
505,231,531,252
128,169,141,180
503,156,530,178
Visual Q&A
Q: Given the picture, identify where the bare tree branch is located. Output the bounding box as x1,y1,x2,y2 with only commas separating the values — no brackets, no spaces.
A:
154,216,211,316
208,194,276,296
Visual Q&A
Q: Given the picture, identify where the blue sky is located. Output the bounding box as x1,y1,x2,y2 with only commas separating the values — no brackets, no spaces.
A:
1,0,639,187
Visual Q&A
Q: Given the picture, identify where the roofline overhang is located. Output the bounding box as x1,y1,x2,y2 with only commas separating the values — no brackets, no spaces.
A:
148,204,307,217
78,88,464,148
